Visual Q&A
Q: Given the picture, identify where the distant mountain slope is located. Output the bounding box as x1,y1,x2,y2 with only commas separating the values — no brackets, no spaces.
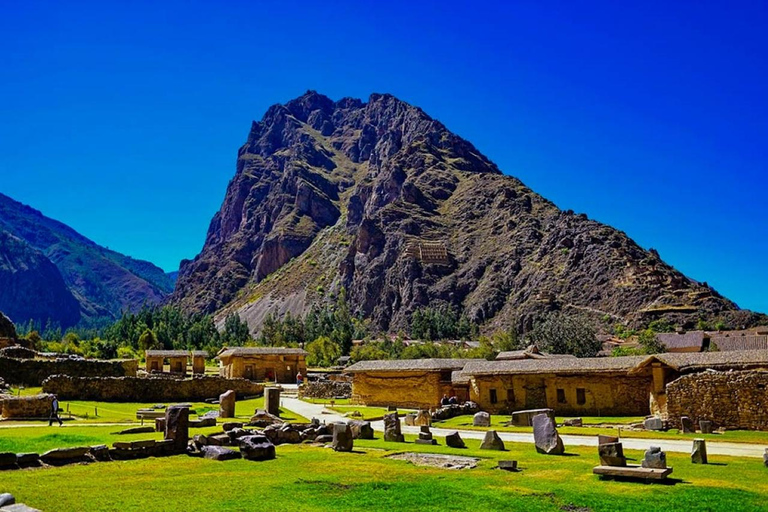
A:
169,91,763,333
0,193,174,325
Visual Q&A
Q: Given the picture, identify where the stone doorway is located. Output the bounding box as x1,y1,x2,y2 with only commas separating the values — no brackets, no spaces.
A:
244,365,254,380
524,380,547,409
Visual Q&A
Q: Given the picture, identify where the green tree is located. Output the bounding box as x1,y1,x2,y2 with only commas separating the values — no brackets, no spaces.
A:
525,313,601,357
305,336,342,367
138,329,160,352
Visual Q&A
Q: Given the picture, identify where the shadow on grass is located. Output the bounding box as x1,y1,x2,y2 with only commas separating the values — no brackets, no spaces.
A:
598,476,687,486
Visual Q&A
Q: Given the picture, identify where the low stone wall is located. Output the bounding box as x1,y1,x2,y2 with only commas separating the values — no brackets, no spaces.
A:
666,370,768,430
298,381,352,399
0,356,138,386
42,375,264,402
0,393,53,419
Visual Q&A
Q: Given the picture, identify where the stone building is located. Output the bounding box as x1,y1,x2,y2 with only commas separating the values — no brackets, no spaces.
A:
463,356,650,416
192,351,207,375
344,359,482,409
216,347,307,383
145,350,190,375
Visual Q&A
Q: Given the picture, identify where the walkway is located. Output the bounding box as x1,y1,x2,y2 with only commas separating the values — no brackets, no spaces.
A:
280,398,767,459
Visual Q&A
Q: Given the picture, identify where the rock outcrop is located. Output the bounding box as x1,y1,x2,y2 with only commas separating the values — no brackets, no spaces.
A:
172,91,765,334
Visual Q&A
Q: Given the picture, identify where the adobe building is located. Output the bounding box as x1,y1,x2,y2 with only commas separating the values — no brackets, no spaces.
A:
343,359,482,409
145,350,190,375
216,347,307,383
191,351,207,375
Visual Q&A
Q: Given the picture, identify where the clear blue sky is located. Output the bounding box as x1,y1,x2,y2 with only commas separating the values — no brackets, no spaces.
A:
1,1,766,313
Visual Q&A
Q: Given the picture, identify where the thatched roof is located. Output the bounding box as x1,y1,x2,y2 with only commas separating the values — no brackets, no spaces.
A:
463,356,647,376
217,347,307,359
145,350,189,358
710,335,768,352
451,370,470,385
344,358,481,373
630,350,768,374
657,331,707,351
191,350,208,357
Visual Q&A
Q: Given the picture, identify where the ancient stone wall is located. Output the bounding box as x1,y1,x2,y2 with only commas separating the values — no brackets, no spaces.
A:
42,375,264,402
469,373,651,416
666,370,768,430
0,394,53,419
298,380,351,399
0,357,138,386
351,371,460,409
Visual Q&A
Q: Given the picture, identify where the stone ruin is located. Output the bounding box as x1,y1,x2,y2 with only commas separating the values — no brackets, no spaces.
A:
532,413,564,455
383,412,404,442
0,394,53,420
219,389,236,418
473,411,490,427
480,430,505,451
691,438,707,464
641,446,667,469
415,426,437,446
430,401,479,421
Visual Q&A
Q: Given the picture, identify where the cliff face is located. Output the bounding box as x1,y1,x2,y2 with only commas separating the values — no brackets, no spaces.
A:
0,193,174,326
173,91,763,333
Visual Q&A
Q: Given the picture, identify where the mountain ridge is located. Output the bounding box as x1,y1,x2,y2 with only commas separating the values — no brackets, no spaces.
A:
171,90,764,334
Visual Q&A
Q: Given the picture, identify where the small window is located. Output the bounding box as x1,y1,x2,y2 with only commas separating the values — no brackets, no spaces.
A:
440,370,452,382
576,388,586,405
490,389,498,404
506,388,515,403
556,388,566,404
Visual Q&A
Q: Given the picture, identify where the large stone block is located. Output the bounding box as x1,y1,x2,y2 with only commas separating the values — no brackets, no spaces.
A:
510,408,554,427
348,420,374,440
264,387,281,416
239,434,276,461
219,389,236,418
480,430,505,451
691,439,707,464
383,412,404,443
202,445,241,461
699,420,713,434
414,410,431,427
40,446,90,465
332,423,354,452
164,405,190,453
598,442,626,467
643,417,663,431
642,446,667,469
597,435,619,445
680,416,695,434
445,431,466,449
473,411,491,427
532,413,564,455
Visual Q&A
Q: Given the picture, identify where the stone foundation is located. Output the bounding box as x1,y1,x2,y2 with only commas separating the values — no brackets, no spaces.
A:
42,375,264,402
666,370,768,430
298,381,351,399
0,394,53,419
0,356,138,386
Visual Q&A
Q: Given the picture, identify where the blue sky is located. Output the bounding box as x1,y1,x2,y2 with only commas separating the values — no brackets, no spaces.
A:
1,1,766,312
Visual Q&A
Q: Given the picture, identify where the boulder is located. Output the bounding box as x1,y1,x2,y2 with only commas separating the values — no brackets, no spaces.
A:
680,416,695,434
498,460,518,471
0,504,41,512
227,428,251,442
207,434,232,446
473,411,491,427
403,413,416,426
348,420,374,440
239,435,276,461
414,410,431,427
88,445,111,462
164,405,190,453
480,430,505,451
509,408,555,427
193,434,209,447
445,431,466,449
332,422,354,452
222,422,244,432
0,452,17,468
383,412,404,443
16,453,41,467
202,445,241,461
40,446,90,465
315,435,333,443
532,413,564,455
691,439,708,464
598,442,626,467
563,418,582,427
643,417,663,431
248,409,284,428
219,390,236,418
0,494,14,507
699,420,713,434
642,446,667,469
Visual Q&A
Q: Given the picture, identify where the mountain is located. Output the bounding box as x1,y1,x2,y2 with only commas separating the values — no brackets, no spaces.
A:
172,91,765,334
0,193,174,327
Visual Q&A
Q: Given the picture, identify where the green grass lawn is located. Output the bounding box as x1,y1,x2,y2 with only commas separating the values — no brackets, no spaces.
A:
434,415,768,445
2,432,767,511
327,405,394,420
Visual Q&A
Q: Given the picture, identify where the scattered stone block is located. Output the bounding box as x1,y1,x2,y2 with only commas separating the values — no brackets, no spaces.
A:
207,434,232,446
404,413,416,426
202,445,241,461
383,412,404,442
532,413,564,455
264,387,281,416
510,408,554,427
642,446,667,469
88,445,111,462
238,434,276,461
315,435,333,443
0,494,14,507
164,405,190,454
643,417,663,431
155,418,166,432
598,435,619,445
699,420,713,434
0,452,17,469
680,416,695,434
222,422,244,432
332,422,354,452
16,453,40,467
445,431,466,449
473,411,491,427
248,409,284,428
347,420,374,440
598,442,626,467
40,446,90,465
498,460,518,471
691,439,708,464
414,410,431,427
117,426,155,435
480,430,505,451
219,389,236,418
415,425,437,445
563,418,582,427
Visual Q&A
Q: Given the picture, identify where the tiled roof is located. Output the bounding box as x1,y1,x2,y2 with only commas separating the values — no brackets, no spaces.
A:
344,358,482,373
463,356,647,376
451,370,470,385
145,350,190,357
656,331,707,350
630,350,768,373
217,347,307,358
710,335,768,351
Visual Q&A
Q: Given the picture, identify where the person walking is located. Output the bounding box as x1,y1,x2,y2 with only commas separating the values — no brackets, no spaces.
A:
296,372,303,386
49,395,63,427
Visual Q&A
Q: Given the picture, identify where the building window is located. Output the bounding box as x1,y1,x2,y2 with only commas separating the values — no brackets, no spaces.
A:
440,370,452,382
490,389,498,404
576,388,586,405
557,388,566,404
506,388,515,403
